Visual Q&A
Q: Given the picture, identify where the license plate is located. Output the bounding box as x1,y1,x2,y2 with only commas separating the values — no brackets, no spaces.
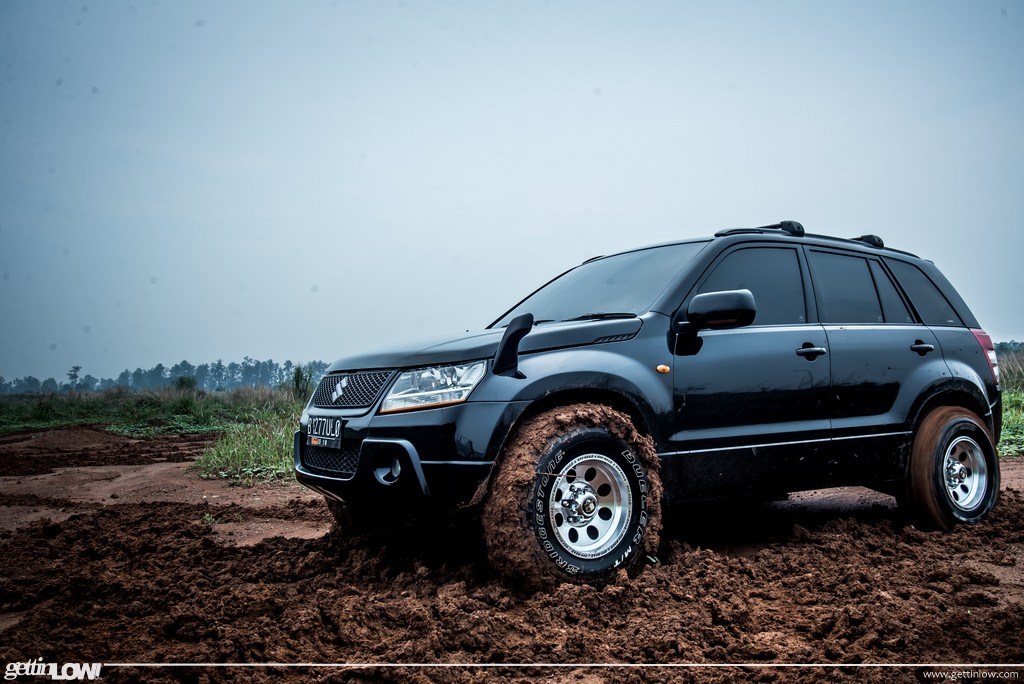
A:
307,416,343,449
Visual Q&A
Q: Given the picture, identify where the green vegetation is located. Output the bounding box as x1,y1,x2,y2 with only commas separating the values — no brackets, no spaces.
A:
1000,389,1023,458
290,364,315,401
0,386,296,437
200,511,243,525
191,405,300,484
998,348,1023,392
996,347,1022,457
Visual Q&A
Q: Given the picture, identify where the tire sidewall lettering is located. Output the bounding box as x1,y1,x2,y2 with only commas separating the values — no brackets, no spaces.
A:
530,431,649,576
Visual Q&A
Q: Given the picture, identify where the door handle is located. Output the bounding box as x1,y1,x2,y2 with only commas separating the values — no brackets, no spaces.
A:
795,344,827,360
910,341,936,356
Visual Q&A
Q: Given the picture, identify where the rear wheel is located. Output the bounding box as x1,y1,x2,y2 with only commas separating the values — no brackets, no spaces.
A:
906,406,1000,530
483,404,662,587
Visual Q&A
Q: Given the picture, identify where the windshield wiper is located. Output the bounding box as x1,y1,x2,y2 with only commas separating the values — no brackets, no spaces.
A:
564,312,637,322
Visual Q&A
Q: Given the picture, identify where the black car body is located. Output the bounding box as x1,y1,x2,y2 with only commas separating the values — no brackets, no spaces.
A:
296,222,1002,582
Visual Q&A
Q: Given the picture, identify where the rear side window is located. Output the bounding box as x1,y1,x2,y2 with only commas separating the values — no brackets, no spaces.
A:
885,259,962,326
698,247,806,325
808,251,882,324
869,261,914,324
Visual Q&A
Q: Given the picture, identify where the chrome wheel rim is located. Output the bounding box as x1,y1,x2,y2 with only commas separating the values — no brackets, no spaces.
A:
943,435,988,513
548,452,631,560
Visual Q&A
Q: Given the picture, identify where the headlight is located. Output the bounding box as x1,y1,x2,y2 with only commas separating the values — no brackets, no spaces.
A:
380,360,487,413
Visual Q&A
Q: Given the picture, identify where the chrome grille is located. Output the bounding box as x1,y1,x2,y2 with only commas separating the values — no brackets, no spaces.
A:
302,443,361,477
312,370,395,409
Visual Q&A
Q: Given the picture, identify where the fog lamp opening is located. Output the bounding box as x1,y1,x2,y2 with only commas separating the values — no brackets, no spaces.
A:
374,455,402,485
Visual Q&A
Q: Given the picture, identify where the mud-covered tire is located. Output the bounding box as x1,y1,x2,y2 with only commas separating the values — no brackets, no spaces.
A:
482,404,662,587
905,406,1000,531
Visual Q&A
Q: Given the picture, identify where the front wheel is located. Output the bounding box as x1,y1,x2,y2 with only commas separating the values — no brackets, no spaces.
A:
483,404,661,586
905,406,1000,531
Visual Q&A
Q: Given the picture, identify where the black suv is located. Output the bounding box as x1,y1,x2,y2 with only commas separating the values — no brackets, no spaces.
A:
295,221,1002,584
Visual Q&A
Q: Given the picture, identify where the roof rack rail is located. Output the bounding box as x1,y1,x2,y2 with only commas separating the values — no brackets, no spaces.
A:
761,220,805,236
851,234,884,249
711,222,903,254
715,220,805,238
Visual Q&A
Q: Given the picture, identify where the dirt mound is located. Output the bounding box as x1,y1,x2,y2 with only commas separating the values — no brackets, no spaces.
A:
0,427,126,451
0,430,1022,683
0,429,216,476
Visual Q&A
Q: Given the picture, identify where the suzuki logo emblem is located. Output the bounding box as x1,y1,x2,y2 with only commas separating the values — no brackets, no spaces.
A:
331,376,348,403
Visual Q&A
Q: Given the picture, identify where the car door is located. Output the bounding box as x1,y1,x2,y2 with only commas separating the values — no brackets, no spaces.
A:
664,245,832,499
805,247,944,483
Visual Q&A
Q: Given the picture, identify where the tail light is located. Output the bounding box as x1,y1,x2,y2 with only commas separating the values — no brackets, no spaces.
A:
971,329,999,385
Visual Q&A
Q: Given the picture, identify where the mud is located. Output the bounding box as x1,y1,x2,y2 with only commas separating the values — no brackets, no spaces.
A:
0,428,214,477
0,427,1022,683
482,404,662,588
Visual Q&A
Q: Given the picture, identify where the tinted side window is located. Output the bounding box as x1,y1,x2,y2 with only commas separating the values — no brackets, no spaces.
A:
869,261,914,324
808,251,882,324
698,247,805,325
885,259,962,326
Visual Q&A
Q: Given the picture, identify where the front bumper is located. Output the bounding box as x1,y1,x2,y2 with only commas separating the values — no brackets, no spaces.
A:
294,399,528,507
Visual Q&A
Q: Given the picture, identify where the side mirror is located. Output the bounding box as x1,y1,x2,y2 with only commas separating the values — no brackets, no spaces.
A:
674,289,756,332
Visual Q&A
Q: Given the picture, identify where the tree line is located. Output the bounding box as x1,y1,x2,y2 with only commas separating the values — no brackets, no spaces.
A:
0,357,330,395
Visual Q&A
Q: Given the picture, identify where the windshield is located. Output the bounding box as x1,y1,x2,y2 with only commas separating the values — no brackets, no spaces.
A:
490,241,709,328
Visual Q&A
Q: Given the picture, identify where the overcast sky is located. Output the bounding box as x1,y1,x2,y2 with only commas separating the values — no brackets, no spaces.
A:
1,0,1022,382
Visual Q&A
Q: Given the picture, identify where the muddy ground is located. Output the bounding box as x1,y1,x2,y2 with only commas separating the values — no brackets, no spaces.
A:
0,428,1022,683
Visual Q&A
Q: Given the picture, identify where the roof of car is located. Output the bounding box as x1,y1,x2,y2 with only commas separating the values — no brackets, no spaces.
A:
584,221,921,265
713,220,921,258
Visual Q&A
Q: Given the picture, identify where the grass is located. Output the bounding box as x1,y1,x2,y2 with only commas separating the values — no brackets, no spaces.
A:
0,386,297,436
1000,389,1024,458
191,405,300,485
200,511,243,525
997,349,1023,457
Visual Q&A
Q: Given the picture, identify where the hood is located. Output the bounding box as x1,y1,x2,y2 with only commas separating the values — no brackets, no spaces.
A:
326,317,644,372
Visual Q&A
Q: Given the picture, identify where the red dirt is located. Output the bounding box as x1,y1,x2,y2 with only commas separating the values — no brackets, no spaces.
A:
0,428,213,476
0,427,1022,683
